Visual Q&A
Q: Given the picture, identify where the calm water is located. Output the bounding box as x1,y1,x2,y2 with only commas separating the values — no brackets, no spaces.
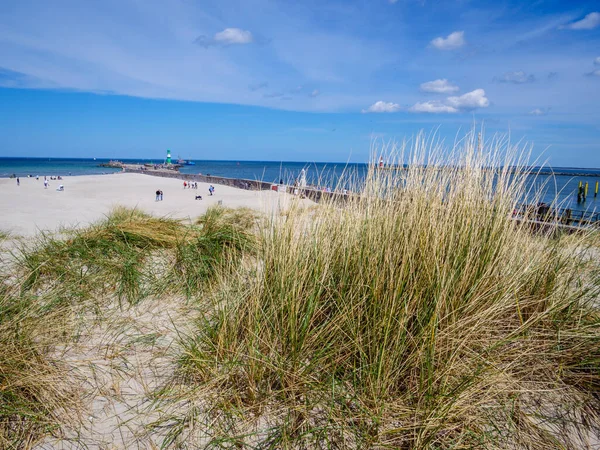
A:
1,158,599,211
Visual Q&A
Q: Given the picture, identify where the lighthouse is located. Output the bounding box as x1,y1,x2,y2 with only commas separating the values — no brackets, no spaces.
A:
166,149,172,165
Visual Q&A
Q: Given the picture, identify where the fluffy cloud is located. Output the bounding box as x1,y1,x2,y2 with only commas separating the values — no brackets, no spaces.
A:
564,12,600,30
497,71,536,84
587,69,600,77
420,79,459,93
409,89,489,113
446,89,490,110
195,28,254,47
529,107,550,116
215,28,253,44
595,57,600,66
362,101,401,113
409,101,458,113
430,31,465,50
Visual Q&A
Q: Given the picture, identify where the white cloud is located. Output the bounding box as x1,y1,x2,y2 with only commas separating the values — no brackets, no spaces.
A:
362,101,401,113
420,78,459,93
564,12,600,30
196,28,253,47
409,88,489,114
430,31,465,50
214,28,253,44
497,71,536,84
588,69,600,77
446,89,490,110
529,107,550,116
409,101,458,113
310,89,320,97
595,57,600,66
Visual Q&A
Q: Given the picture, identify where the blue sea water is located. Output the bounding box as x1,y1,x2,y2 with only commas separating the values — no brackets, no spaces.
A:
1,157,599,210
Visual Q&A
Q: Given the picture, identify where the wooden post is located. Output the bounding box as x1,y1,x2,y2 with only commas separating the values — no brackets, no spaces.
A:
585,182,589,200
595,181,599,198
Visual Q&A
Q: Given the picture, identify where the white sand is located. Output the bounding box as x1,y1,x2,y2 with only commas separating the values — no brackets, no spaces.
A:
0,173,310,236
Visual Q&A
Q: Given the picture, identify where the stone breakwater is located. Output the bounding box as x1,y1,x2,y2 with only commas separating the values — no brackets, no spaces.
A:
123,167,350,204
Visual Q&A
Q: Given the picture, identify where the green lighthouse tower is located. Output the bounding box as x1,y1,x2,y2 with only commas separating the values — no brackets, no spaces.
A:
166,149,172,165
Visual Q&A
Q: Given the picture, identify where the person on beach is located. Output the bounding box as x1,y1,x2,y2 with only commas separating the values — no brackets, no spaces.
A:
16,178,20,186
183,181,187,189
44,179,48,189
160,190,163,201
155,189,160,201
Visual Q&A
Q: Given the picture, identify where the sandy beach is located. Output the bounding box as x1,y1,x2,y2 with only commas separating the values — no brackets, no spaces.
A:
0,173,309,236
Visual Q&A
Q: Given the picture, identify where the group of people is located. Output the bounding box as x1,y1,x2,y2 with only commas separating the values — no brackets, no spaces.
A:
155,190,164,201
15,174,64,187
184,181,215,197
183,181,199,189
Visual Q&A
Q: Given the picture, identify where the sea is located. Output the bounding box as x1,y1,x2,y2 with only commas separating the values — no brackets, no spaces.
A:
1,157,599,211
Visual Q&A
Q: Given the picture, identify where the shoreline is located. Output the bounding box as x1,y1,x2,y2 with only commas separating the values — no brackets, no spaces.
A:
0,172,313,236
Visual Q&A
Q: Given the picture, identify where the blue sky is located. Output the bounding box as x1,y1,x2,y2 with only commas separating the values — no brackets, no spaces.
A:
0,0,599,166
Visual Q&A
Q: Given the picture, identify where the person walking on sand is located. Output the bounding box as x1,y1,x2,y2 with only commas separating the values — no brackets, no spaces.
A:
155,189,160,201
209,185,214,196
44,179,48,189
16,177,19,186
160,190,163,201
183,181,187,189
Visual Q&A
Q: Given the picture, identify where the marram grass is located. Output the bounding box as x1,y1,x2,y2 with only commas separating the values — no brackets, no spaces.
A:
1,205,255,446
0,279,75,449
13,205,254,304
173,134,600,448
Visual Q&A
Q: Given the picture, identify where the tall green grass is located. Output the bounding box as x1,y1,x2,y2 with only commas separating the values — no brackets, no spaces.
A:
175,134,600,448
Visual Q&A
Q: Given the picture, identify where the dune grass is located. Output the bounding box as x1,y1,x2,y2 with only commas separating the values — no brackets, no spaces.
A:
172,134,600,448
0,275,74,448
14,206,254,304
1,205,256,446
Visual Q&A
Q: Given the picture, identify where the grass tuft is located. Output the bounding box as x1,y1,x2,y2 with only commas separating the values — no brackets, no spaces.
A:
173,132,600,448
0,284,73,448
2,206,256,446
